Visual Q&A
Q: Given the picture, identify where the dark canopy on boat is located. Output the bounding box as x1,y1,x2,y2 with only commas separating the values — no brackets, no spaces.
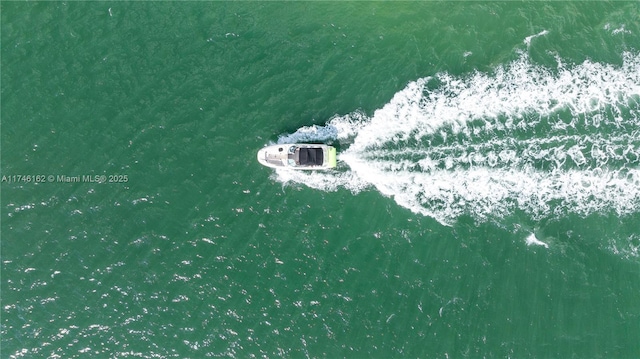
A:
296,147,324,166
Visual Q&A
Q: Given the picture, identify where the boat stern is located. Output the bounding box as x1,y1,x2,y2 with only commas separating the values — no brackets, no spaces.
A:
327,146,337,168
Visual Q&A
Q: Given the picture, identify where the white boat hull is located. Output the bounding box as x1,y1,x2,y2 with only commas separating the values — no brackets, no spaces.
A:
257,144,337,170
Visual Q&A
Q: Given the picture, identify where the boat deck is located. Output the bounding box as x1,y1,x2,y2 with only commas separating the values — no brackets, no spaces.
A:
263,147,290,166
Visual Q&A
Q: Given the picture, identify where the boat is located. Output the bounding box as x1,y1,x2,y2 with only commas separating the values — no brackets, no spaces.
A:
257,143,337,170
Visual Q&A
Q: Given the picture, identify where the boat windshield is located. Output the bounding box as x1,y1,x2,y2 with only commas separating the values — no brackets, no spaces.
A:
295,147,324,166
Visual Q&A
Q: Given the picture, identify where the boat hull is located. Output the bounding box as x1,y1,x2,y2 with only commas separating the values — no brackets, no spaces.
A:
257,144,337,170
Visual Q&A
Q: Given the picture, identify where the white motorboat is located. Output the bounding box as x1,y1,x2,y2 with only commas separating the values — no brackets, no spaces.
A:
257,144,337,170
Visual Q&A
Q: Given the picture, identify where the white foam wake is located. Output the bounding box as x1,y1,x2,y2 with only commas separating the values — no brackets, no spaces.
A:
526,233,549,248
274,52,640,225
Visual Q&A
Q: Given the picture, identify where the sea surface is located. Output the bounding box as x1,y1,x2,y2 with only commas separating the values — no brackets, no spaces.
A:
2,2,640,358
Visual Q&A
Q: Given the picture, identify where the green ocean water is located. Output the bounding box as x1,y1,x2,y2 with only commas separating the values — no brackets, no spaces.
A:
2,2,640,358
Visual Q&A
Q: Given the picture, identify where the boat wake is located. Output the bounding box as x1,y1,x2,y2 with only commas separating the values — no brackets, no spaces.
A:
275,52,640,225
